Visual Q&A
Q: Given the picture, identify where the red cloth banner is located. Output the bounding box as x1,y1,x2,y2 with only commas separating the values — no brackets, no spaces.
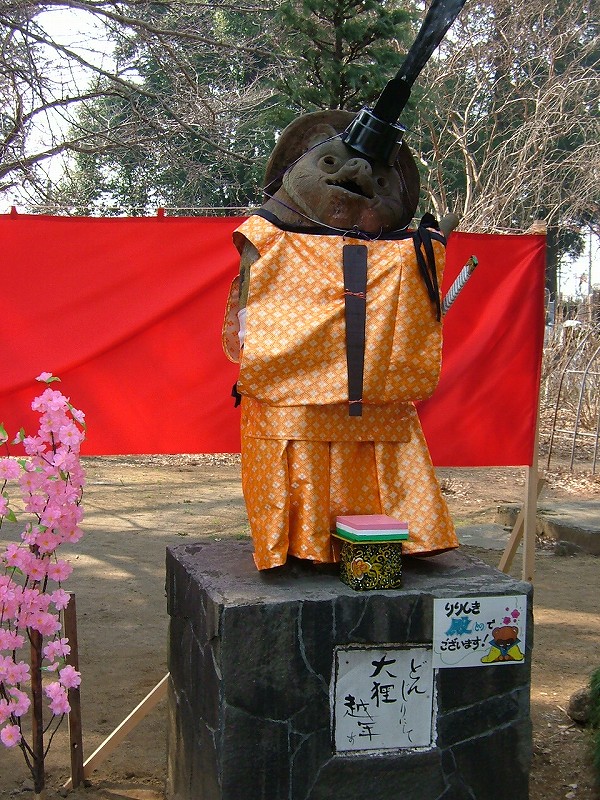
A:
419,231,545,466
0,214,545,465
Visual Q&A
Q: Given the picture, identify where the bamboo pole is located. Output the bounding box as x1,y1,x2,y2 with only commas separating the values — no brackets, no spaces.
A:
498,394,543,581
521,469,538,580
62,673,169,790
498,476,546,575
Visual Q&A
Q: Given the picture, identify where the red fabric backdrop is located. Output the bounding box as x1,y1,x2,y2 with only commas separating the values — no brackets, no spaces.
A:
0,214,545,465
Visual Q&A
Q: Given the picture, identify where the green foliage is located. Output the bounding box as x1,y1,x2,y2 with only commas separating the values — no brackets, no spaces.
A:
49,0,418,213
5,0,597,269
274,0,415,113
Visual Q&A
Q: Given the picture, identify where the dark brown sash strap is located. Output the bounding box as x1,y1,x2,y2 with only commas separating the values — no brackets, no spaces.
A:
343,244,368,417
413,223,441,321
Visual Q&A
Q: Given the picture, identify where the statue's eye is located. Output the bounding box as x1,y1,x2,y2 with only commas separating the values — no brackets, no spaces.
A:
319,155,339,172
375,175,390,191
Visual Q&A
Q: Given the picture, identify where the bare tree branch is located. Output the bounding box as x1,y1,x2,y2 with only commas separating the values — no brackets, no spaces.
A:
0,1,281,207
416,0,599,241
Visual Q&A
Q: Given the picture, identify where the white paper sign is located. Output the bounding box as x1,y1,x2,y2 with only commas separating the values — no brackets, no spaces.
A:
332,646,434,752
433,595,528,669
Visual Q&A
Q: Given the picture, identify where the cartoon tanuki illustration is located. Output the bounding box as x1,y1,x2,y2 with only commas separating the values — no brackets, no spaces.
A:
223,0,468,570
481,626,525,663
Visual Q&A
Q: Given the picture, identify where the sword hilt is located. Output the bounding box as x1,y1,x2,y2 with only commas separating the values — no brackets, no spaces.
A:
442,256,478,316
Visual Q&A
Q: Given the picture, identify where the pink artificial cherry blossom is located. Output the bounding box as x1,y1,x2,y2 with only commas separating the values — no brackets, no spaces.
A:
0,458,20,480
0,724,22,747
49,590,71,612
45,681,71,715
47,560,73,582
43,637,71,661
8,687,30,716
0,699,12,725
1,375,86,768
59,664,81,689
0,629,24,650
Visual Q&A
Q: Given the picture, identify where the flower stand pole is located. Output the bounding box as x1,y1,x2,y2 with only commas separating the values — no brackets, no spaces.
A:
30,629,45,799
64,594,84,789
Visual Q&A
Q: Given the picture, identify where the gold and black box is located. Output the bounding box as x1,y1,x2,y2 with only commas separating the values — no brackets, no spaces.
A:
334,515,409,591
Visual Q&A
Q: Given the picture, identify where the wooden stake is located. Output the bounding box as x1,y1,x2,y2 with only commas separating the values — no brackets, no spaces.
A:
64,594,84,788
62,673,169,790
498,476,546,575
522,467,538,583
498,396,543,581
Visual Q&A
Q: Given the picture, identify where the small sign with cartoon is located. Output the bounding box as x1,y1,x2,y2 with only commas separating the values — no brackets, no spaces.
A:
432,595,527,669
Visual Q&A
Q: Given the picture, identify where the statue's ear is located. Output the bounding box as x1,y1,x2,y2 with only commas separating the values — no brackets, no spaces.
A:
302,124,338,151
263,110,355,197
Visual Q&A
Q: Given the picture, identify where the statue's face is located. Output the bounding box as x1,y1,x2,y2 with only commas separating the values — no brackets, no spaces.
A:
281,138,407,233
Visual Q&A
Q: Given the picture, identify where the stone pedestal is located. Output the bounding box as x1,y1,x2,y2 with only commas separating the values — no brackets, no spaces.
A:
166,541,533,800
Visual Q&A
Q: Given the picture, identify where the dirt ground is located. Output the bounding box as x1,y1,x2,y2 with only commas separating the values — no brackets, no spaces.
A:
0,456,599,800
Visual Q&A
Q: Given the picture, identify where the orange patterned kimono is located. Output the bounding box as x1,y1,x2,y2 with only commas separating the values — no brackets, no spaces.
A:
223,213,457,569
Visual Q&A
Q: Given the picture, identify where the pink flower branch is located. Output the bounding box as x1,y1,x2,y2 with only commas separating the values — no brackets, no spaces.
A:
0,374,86,794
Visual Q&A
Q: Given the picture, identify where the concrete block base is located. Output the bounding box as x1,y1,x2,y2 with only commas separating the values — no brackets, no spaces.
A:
166,541,532,800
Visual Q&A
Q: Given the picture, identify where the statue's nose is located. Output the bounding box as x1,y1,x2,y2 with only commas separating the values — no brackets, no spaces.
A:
346,158,372,176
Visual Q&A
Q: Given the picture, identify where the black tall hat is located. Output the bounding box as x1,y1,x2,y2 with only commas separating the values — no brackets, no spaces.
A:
342,0,468,165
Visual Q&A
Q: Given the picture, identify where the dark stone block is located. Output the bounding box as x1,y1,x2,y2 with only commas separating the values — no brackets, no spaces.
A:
298,599,336,680
333,590,429,644
221,602,309,719
307,749,447,800
438,656,532,710
438,685,530,746
221,705,290,797
448,719,532,799
167,681,220,800
166,541,533,800
289,728,332,799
